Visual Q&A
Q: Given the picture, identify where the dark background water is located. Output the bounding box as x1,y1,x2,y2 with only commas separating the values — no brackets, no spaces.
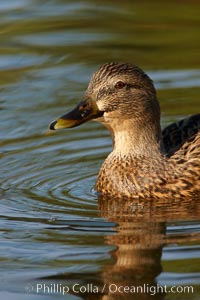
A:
0,1,200,299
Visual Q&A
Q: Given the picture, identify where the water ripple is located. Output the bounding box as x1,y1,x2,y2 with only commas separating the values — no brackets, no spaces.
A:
0,129,109,225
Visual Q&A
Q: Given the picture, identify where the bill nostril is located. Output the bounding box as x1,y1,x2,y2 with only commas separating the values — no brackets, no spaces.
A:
79,104,88,111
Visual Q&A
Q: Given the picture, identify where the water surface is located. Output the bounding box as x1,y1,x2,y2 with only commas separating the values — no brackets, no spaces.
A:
0,1,200,299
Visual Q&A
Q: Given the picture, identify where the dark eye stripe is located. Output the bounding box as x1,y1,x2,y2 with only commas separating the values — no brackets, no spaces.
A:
128,84,142,89
115,82,142,90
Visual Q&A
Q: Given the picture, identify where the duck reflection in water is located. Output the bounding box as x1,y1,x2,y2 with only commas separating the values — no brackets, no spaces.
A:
80,195,199,300
39,195,199,300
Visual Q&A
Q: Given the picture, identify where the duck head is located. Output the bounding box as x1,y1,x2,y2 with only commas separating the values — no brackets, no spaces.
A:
49,62,161,151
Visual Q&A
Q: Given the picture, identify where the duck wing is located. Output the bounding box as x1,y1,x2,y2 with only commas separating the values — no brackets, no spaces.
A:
162,114,200,157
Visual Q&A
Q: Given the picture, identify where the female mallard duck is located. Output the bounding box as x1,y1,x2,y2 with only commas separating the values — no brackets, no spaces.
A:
50,62,200,199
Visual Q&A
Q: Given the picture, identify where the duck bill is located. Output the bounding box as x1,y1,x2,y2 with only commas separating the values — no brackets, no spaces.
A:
49,98,103,130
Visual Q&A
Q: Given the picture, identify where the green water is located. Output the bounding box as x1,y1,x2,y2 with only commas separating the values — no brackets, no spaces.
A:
0,1,200,299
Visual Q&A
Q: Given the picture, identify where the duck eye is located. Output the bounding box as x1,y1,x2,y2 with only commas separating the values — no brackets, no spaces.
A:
115,81,125,89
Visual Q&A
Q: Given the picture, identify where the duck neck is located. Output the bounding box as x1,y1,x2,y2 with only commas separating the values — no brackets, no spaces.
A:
108,118,162,158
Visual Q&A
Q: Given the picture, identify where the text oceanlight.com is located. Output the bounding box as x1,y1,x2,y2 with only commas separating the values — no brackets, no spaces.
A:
25,283,194,296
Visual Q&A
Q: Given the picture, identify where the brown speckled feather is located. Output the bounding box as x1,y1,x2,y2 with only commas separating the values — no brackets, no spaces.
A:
50,62,200,200
162,114,200,156
94,64,200,199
